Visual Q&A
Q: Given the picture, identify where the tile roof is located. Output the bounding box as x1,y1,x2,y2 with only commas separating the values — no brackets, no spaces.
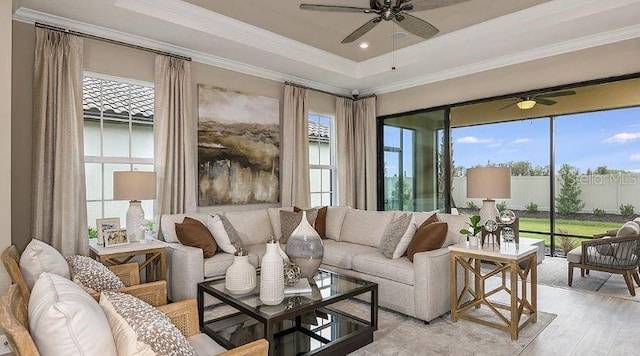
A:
83,76,154,121
308,120,330,140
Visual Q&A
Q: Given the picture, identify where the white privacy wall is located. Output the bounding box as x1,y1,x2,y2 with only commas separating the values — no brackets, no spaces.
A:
453,174,640,214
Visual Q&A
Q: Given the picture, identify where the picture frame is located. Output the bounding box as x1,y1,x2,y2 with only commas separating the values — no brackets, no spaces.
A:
96,218,121,246
104,228,129,247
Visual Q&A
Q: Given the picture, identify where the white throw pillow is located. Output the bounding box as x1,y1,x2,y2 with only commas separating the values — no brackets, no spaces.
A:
225,209,273,246
19,239,70,289
617,221,640,237
393,215,418,259
206,214,237,254
340,210,396,248
29,273,117,356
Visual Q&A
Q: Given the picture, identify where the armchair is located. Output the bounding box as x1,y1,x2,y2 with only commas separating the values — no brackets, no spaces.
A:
2,245,167,306
567,234,640,296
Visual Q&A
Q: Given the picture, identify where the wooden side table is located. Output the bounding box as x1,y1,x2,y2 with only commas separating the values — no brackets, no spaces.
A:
449,242,538,340
89,239,168,282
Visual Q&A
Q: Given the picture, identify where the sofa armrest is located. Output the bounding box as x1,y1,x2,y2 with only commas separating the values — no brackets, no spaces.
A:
412,247,464,321
166,243,204,301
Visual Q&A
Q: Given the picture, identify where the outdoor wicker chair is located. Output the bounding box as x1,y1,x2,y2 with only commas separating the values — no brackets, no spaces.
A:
567,234,640,296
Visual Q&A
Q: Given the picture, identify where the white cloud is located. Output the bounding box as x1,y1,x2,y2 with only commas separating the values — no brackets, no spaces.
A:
486,142,502,148
629,169,640,173
513,138,532,144
457,136,493,144
630,154,640,161
604,132,640,143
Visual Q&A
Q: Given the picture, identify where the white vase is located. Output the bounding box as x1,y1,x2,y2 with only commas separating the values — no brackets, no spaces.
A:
225,252,256,294
260,240,284,305
285,211,324,279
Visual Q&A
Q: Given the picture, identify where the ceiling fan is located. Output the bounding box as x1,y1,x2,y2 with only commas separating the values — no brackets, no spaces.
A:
500,90,577,110
300,0,470,44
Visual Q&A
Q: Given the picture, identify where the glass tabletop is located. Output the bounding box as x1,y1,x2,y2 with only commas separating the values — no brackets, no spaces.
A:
200,269,375,318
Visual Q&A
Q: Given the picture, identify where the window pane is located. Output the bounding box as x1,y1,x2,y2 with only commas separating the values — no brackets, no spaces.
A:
87,201,102,228
131,124,153,159
321,193,331,206
104,200,129,223
309,140,320,165
130,85,154,121
310,193,322,208
104,163,131,200
84,120,101,156
85,163,102,201
132,164,154,172
141,200,154,223
321,169,331,191
309,169,321,193
319,140,330,165
103,121,130,157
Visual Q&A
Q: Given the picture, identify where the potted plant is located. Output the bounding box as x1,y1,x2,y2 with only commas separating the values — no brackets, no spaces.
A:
460,215,482,245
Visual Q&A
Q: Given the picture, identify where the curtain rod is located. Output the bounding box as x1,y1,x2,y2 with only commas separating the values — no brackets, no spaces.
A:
35,22,192,62
285,81,376,101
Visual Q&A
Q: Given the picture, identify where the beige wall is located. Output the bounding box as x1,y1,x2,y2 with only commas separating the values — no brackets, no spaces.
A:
1,0,12,291
11,21,338,250
377,38,640,117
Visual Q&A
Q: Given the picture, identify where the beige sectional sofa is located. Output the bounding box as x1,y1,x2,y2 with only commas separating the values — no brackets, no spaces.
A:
160,206,468,323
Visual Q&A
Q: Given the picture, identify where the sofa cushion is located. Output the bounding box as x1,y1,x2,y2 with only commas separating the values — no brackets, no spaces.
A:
567,245,582,263
242,243,283,265
436,213,467,246
280,209,318,244
29,273,117,356
379,213,412,259
617,221,640,237
267,207,294,240
160,213,210,243
407,222,448,262
19,239,70,289
66,255,125,293
340,209,396,248
187,333,226,355
225,209,273,246
100,291,196,356
325,206,350,240
352,252,414,285
321,240,378,270
203,252,259,279
175,217,218,258
295,206,328,238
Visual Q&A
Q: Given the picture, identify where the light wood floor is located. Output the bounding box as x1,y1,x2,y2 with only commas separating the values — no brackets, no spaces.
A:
518,282,640,355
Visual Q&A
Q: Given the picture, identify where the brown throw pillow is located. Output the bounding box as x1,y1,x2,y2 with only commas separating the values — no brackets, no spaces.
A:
294,206,328,238
406,222,448,262
175,217,217,258
418,213,439,229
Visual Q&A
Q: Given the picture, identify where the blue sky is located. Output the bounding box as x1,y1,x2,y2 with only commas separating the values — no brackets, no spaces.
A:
452,106,640,173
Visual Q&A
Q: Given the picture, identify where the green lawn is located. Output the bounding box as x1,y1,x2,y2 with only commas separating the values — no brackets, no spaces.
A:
518,217,620,250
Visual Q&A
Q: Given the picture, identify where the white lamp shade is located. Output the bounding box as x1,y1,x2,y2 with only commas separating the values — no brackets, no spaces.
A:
113,171,156,201
466,167,511,199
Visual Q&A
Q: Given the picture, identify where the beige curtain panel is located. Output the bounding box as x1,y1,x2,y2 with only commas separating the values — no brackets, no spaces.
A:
31,28,88,256
281,84,311,208
336,96,377,210
154,55,196,220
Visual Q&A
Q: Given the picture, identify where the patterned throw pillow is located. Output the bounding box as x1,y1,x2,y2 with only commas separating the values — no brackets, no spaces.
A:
219,214,245,251
66,255,125,293
280,209,318,244
379,213,413,259
100,291,196,356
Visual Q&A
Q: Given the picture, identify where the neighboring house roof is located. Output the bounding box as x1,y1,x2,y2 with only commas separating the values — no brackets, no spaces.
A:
82,76,154,121
82,76,330,140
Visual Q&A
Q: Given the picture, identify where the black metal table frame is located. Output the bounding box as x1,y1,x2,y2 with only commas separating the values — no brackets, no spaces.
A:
197,271,378,355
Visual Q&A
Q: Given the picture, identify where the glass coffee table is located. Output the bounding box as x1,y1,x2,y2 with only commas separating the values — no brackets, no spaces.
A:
197,269,378,355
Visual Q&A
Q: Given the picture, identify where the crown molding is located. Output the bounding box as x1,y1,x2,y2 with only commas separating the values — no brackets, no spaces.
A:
12,7,353,96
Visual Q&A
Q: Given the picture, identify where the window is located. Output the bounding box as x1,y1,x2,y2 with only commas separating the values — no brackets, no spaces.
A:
308,113,337,206
83,74,154,229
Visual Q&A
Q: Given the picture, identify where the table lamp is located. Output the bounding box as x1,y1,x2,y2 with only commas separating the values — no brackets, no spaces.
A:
113,171,156,242
466,167,511,225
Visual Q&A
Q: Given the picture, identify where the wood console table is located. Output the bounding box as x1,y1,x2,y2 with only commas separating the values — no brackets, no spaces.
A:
89,239,167,282
449,242,538,340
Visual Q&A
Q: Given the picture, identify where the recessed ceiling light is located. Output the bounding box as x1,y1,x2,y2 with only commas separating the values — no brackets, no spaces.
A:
391,32,408,41
359,42,369,49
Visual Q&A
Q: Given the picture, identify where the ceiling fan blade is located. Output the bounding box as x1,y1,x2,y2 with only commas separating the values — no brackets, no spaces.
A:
535,90,576,99
370,0,384,10
536,98,557,106
393,13,438,39
404,0,470,12
342,17,382,43
300,4,373,13
499,102,518,110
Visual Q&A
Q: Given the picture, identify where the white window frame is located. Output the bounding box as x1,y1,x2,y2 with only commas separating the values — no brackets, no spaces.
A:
83,72,155,220
308,111,338,206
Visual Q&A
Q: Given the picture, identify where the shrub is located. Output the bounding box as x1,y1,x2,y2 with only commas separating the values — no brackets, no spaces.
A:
556,235,577,254
496,201,508,211
620,204,635,217
525,201,539,213
593,208,606,217
466,201,478,210
556,164,584,214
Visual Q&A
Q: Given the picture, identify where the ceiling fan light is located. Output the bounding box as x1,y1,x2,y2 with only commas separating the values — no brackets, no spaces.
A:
517,99,536,110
